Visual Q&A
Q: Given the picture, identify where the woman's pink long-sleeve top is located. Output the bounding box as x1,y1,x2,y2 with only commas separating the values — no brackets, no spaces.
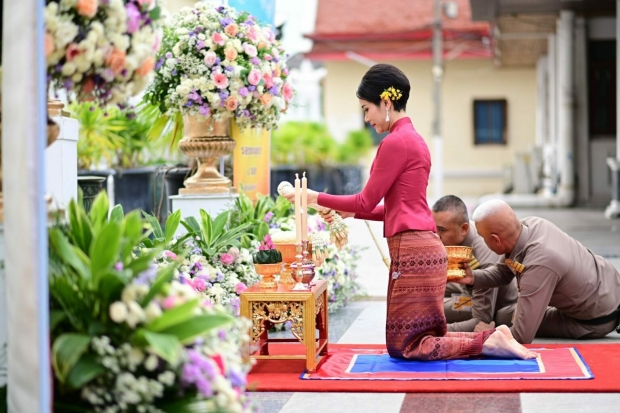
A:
317,117,436,237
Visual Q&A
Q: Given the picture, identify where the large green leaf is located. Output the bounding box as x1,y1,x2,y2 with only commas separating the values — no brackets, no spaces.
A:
199,210,213,247
121,211,145,261
89,221,122,285
181,216,201,235
109,204,124,223
67,199,93,253
146,299,199,332
143,211,164,239
98,272,126,304
158,314,233,344
52,334,91,384
88,192,110,234
164,210,181,246
125,248,161,275
49,229,89,280
50,310,66,331
134,330,181,365
211,210,229,242
66,353,106,389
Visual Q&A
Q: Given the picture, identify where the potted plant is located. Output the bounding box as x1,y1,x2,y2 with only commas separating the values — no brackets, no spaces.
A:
140,2,294,194
253,234,282,288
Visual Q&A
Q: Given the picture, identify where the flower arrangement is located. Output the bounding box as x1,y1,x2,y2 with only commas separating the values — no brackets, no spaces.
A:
44,0,162,105
143,2,294,130
49,193,254,412
253,234,282,264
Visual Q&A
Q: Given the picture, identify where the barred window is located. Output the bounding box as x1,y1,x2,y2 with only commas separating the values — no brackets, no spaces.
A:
473,99,507,145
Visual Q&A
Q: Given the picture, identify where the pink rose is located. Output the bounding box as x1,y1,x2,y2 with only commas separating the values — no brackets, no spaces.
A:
262,72,274,88
282,83,294,102
204,51,217,67
45,32,55,58
225,96,238,111
235,282,247,294
162,296,176,309
137,0,155,8
247,68,261,86
228,247,240,260
220,253,234,265
212,72,229,89
163,250,177,260
136,56,155,76
224,47,238,62
65,43,81,61
260,93,272,106
264,54,273,61
105,49,127,75
243,43,257,57
247,27,259,42
212,32,225,46
193,278,207,292
126,3,141,34
224,24,239,37
76,0,98,18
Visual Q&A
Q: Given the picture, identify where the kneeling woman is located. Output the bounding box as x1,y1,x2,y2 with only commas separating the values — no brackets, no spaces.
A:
285,64,536,360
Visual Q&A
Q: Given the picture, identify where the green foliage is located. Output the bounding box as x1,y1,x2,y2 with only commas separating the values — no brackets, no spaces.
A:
49,192,236,395
272,122,375,166
181,209,253,258
229,191,293,248
137,94,185,150
253,249,282,264
271,121,338,166
336,128,374,164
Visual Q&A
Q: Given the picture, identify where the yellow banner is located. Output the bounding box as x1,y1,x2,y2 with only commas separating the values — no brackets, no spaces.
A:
231,123,271,200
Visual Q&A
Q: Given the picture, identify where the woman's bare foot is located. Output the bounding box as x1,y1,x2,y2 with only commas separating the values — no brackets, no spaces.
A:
496,324,515,339
481,330,538,359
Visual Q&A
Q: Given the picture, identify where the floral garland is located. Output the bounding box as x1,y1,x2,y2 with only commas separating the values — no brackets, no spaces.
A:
44,0,162,105
145,2,294,129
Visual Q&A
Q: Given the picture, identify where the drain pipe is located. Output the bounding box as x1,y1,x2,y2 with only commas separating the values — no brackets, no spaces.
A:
480,11,575,208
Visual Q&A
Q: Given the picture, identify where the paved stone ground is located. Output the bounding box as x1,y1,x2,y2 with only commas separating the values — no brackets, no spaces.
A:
252,208,620,413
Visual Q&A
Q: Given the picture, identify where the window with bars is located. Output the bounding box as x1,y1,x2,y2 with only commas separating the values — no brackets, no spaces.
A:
473,99,507,145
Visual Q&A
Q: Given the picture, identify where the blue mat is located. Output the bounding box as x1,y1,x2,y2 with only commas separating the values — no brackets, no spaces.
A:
349,354,541,374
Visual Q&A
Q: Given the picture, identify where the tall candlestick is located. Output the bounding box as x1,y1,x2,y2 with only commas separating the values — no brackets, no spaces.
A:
294,174,301,244
301,172,308,242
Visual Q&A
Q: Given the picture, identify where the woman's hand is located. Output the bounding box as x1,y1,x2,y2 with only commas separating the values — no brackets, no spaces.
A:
319,209,354,224
282,188,319,205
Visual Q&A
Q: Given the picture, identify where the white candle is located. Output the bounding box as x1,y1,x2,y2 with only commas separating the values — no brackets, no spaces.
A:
294,174,301,244
301,172,308,242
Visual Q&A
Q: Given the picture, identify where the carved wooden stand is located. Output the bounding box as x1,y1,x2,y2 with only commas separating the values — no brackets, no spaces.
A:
240,280,328,372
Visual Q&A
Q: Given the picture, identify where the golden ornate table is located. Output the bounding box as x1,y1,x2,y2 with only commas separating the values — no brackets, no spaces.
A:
240,280,328,372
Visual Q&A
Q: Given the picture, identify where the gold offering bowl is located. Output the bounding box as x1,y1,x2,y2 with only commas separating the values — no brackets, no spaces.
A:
445,246,473,281
254,263,282,288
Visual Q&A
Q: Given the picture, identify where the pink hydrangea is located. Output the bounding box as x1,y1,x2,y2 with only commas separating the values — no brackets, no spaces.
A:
192,278,207,292
220,253,234,265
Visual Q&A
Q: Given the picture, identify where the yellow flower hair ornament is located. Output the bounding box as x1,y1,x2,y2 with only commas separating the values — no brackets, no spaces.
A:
380,87,403,101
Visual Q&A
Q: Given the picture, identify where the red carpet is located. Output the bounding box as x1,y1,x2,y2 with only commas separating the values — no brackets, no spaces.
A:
247,343,620,393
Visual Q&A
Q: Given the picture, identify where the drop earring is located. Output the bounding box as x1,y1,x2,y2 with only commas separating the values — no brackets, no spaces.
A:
385,107,390,122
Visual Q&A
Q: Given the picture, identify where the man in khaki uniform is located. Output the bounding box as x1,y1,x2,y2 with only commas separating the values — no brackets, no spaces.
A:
432,196,518,332
458,199,620,344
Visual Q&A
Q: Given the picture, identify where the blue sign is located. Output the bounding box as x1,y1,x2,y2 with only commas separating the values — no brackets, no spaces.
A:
228,0,276,27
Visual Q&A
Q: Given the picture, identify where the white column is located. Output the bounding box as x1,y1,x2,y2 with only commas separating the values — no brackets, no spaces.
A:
605,1,620,218
574,17,590,204
2,0,50,412
45,116,78,211
542,34,557,196
556,11,575,202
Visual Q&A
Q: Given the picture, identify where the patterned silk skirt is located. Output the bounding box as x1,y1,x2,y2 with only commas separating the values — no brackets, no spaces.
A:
386,230,494,360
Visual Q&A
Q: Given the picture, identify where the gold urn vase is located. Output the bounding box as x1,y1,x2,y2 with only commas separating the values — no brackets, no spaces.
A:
178,114,236,194
445,246,473,281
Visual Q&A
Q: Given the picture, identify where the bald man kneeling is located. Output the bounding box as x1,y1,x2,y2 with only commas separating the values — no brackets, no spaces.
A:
455,199,620,344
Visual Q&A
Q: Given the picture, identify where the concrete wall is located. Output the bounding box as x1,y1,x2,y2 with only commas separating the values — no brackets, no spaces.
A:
322,58,538,198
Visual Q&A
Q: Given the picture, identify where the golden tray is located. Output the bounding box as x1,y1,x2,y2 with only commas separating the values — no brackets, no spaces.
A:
445,246,473,281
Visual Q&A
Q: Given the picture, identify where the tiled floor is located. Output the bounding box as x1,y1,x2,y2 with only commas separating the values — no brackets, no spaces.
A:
252,208,620,413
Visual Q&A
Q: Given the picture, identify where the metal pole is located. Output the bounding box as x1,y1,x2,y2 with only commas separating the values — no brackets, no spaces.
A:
432,0,444,199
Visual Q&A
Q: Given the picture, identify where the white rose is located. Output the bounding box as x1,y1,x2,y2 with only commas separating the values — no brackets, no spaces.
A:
54,21,78,49
176,28,188,35
211,284,224,297
144,354,158,371
109,302,128,323
209,93,221,107
60,62,76,76
145,302,162,322
198,33,206,41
